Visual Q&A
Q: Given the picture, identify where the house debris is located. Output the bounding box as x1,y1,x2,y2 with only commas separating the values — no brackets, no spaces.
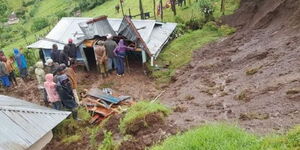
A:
27,16,177,71
0,95,70,150
81,88,134,124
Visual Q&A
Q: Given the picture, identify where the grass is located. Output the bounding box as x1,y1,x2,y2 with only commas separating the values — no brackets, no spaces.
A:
119,101,171,134
152,24,227,84
62,134,81,144
151,124,300,150
151,123,261,150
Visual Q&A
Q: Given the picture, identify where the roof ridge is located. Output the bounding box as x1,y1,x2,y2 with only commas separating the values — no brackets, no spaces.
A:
0,106,70,115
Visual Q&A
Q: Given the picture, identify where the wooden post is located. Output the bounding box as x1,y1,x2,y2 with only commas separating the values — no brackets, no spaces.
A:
153,0,156,19
120,0,125,17
221,0,225,15
160,0,163,21
171,0,176,16
139,0,144,19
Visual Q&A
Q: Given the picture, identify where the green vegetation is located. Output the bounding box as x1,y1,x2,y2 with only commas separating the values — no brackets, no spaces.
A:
151,124,300,150
119,101,171,134
152,23,235,84
98,131,116,150
62,134,81,144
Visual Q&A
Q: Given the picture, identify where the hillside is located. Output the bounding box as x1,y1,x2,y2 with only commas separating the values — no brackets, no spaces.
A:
162,0,300,134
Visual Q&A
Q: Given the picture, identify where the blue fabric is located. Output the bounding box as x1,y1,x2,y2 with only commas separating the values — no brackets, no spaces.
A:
13,48,27,69
107,57,118,70
0,75,11,87
116,51,126,75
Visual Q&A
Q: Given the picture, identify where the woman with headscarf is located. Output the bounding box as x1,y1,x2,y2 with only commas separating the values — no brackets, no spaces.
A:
13,48,28,80
44,74,62,110
94,41,108,78
113,39,135,76
35,61,49,106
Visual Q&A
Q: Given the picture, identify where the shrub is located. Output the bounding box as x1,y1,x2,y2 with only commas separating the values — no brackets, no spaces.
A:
119,101,171,134
55,11,68,19
31,18,49,31
185,18,205,30
219,24,236,36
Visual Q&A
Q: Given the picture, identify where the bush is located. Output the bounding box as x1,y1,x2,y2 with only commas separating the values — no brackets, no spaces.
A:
185,18,205,30
31,18,49,31
119,101,171,134
55,11,68,19
219,24,236,36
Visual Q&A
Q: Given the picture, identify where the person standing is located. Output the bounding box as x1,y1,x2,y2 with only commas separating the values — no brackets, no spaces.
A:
59,45,70,67
0,59,11,88
95,41,108,78
4,56,17,86
55,65,78,120
64,63,80,105
35,61,48,106
113,39,135,76
13,48,28,81
51,44,60,63
104,34,118,73
44,74,62,110
67,39,77,62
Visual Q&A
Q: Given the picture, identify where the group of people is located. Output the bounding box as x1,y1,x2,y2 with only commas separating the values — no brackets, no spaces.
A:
94,34,135,77
35,59,79,120
0,48,28,88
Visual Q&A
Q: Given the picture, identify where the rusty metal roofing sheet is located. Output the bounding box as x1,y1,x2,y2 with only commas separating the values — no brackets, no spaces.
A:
0,95,70,150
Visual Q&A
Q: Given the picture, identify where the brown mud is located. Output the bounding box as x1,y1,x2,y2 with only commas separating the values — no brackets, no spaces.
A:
161,0,300,134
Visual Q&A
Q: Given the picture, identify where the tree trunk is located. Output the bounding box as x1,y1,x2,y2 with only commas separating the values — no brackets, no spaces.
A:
171,0,176,16
221,0,225,15
139,0,144,19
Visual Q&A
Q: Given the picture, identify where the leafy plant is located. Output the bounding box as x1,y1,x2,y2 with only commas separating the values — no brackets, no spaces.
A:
98,131,115,150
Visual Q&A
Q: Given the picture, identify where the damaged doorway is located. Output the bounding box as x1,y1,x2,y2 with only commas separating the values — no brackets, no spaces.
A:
83,47,97,71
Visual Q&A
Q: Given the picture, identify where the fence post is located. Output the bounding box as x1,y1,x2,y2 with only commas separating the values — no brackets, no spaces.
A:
120,0,125,17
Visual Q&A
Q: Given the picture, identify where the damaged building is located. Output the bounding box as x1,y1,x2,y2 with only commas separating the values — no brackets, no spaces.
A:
27,16,177,71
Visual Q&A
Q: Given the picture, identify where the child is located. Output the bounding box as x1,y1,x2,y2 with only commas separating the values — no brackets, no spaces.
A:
55,65,79,120
44,74,62,110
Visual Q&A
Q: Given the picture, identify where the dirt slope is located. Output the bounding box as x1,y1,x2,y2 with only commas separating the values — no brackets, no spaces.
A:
161,0,300,134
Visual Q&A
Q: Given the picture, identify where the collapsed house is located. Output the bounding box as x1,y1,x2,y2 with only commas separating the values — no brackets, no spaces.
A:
0,95,70,150
27,16,177,71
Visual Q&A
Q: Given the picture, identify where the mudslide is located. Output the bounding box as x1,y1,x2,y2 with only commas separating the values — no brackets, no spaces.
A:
162,0,300,134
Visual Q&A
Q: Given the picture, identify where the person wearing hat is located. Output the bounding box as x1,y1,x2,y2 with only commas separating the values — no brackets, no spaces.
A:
55,64,79,120
94,40,108,78
104,34,118,73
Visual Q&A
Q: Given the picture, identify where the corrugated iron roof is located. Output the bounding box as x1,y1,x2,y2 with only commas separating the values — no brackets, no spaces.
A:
0,95,70,150
79,16,116,39
27,17,176,58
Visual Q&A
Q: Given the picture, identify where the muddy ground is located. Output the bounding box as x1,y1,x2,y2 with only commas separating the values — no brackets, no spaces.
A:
161,0,300,134
1,0,300,148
